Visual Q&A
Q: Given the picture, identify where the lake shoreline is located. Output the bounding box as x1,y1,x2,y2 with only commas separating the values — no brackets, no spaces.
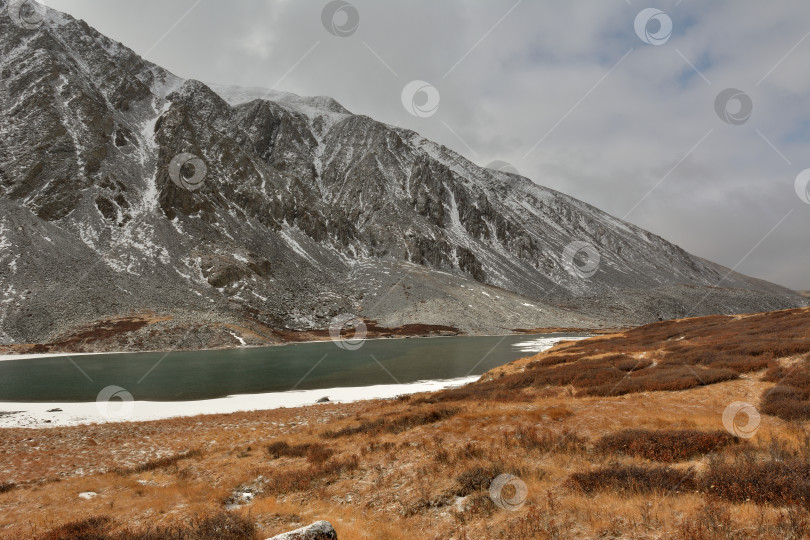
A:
0,336,587,429
0,330,596,363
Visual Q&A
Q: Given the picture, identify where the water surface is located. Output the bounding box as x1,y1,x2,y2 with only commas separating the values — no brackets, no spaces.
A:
0,334,584,402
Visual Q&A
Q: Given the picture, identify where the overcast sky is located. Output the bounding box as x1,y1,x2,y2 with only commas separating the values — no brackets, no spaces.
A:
40,0,810,289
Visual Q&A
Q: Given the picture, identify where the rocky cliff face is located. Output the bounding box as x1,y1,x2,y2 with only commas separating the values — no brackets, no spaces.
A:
0,1,804,349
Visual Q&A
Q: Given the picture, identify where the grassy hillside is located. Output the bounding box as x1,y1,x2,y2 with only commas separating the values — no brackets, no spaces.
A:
2,308,810,539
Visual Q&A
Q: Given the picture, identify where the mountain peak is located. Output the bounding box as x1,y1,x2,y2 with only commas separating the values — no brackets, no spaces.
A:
206,83,351,116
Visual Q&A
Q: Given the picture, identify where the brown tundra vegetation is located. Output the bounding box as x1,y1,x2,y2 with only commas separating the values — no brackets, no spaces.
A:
1,307,810,539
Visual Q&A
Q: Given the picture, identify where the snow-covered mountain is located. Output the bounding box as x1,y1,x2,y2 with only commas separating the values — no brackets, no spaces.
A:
0,1,804,350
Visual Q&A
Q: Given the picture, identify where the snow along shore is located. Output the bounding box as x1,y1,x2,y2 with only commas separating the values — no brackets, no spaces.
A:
0,376,481,429
0,336,585,429
0,351,118,362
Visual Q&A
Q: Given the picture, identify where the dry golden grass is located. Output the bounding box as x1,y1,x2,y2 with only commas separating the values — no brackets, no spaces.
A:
1,308,810,539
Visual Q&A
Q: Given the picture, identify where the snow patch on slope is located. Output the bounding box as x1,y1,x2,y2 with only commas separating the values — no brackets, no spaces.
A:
280,227,319,267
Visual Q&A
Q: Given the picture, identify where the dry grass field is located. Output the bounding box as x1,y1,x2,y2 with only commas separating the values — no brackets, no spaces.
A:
1,308,810,539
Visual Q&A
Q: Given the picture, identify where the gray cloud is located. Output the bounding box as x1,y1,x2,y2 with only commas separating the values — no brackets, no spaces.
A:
41,0,810,289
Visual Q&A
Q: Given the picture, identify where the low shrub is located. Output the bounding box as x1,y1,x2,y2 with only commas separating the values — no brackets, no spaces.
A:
410,309,810,404
263,455,360,494
765,434,810,461
454,442,485,461
322,407,459,438
529,352,590,367
509,425,587,454
37,513,257,540
405,464,526,517
675,500,735,540
615,357,653,372
449,463,532,497
0,482,16,493
113,449,202,475
567,464,696,494
701,458,810,506
38,516,113,540
504,505,568,540
596,429,736,462
461,492,496,519
760,362,810,421
579,366,738,397
454,466,502,496
266,441,334,464
361,441,396,455
414,380,528,404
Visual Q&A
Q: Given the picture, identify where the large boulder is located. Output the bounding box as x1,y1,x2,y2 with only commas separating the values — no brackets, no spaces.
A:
267,520,337,540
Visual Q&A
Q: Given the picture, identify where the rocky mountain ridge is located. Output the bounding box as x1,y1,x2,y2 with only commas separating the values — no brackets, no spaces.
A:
0,1,804,350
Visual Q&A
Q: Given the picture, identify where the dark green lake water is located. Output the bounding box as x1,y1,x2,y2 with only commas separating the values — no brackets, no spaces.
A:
0,334,583,402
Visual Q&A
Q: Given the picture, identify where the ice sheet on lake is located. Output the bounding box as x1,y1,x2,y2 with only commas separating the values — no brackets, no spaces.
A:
511,335,589,353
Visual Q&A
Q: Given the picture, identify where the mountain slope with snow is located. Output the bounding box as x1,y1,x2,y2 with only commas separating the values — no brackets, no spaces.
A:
0,1,804,350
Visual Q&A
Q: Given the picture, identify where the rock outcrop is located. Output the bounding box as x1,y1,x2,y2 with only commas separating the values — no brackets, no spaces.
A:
267,520,338,540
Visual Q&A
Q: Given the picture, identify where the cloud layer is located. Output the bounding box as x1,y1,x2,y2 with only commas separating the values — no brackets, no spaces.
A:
41,0,810,289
